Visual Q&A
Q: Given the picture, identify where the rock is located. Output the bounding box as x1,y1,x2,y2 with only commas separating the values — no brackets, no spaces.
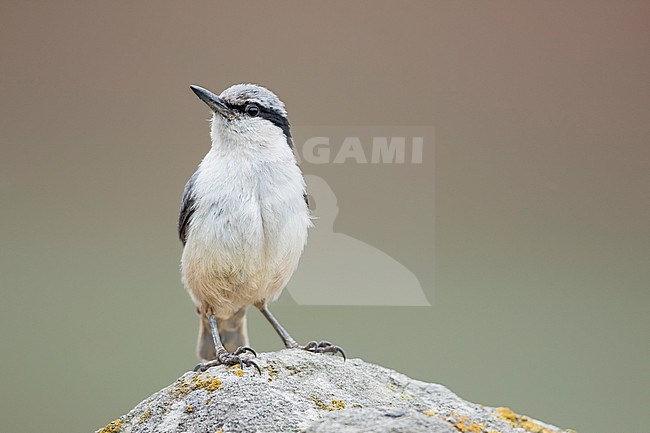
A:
96,350,574,433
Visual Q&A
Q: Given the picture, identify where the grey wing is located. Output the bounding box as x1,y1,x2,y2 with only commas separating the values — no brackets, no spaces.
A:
178,171,199,246
288,141,309,208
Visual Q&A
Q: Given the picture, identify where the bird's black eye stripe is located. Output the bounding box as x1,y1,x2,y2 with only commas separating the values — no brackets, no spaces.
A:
223,102,293,145
225,102,262,116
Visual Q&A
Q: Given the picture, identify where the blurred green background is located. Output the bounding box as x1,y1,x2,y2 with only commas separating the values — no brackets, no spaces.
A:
1,2,648,433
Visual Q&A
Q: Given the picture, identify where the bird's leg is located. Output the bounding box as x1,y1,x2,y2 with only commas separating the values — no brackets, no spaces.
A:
194,314,260,374
258,303,299,348
257,303,346,360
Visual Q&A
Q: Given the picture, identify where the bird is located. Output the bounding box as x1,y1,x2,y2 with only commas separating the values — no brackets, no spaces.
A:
179,83,345,372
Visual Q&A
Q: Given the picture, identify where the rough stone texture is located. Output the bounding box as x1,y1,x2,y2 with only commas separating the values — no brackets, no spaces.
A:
96,350,574,433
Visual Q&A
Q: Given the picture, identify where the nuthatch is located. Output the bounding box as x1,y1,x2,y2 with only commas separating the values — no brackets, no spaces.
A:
179,84,344,372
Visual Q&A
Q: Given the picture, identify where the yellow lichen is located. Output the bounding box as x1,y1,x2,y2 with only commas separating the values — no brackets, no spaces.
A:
495,407,518,423
98,419,122,433
454,421,485,433
232,369,244,377
452,415,485,433
138,409,152,423
285,365,300,375
310,396,346,411
186,405,194,413
423,409,436,417
194,375,223,391
310,396,329,410
495,407,558,433
264,363,280,378
173,374,223,396
440,412,504,433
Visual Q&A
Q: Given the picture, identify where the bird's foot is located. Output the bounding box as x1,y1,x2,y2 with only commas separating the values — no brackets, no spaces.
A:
300,340,346,360
194,346,261,374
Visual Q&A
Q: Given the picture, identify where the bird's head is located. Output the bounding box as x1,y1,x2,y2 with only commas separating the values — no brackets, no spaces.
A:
190,83,292,148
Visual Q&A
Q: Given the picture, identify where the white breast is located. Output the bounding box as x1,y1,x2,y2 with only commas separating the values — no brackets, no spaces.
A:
181,131,311,317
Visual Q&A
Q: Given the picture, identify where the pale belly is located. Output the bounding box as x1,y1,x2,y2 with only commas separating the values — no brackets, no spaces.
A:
181,189,310,318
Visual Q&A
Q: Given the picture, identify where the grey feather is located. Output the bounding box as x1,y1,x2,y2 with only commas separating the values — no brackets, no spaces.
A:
178,170,199,246
220,84,287,117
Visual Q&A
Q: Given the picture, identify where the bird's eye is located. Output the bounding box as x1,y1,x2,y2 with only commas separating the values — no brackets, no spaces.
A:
245,104,260,117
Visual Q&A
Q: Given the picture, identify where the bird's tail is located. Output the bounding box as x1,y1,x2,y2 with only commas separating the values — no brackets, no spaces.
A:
197,307,249,361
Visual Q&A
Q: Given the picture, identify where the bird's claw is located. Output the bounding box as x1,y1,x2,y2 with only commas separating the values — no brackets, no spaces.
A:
193,346,261,375
232,346,257,358
300,340,346,361
232,357,261,375
193,361,215,372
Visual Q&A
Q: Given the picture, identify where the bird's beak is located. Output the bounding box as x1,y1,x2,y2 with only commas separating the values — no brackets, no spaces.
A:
190,85,234,119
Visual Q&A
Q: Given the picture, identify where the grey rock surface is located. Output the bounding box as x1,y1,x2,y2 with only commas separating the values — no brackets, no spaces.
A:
96,350,573,433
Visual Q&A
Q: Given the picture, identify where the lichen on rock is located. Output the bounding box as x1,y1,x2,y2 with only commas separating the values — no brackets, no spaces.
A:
94,350,575,433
